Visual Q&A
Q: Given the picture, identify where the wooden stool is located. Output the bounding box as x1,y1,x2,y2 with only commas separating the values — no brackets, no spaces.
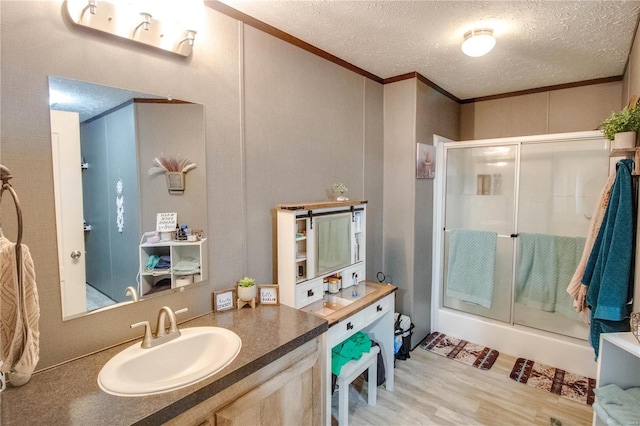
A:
336,345,380,426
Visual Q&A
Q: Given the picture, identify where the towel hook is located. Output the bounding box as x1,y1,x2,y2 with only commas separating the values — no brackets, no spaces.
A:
1,164,23,247
1,164,24,289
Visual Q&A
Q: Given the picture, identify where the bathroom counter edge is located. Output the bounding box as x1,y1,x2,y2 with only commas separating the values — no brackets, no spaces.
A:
0,304,327,425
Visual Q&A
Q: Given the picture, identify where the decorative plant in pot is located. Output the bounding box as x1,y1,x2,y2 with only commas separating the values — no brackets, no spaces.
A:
237,277,257,302
332,182,349,201
599,104,640,149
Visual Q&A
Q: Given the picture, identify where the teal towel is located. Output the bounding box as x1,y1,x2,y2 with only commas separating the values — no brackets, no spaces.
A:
517,234,585,317
516,233,558,311
331,332,371,376
593,402,622,426
446,229,497,309
555,236,585,319
594,384,640,426
583,159,633,356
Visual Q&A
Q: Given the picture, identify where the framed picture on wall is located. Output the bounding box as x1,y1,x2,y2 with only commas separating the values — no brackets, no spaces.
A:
213,288,236,312
416,143,436,179
258,285,279,305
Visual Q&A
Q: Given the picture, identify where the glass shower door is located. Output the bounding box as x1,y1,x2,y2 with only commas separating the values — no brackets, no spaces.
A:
443,145,517,322
514,139,609,339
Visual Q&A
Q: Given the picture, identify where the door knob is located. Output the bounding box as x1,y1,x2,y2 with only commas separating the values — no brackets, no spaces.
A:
70,250,82,260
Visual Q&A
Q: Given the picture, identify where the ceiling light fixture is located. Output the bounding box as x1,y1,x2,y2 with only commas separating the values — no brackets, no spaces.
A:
461,28,495,57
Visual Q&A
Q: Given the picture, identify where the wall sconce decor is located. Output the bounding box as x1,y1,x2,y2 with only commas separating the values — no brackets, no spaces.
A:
148,154,196,194
65,0,204,57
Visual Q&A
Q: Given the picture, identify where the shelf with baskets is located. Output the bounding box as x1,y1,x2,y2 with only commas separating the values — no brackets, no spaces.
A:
139,238,207,297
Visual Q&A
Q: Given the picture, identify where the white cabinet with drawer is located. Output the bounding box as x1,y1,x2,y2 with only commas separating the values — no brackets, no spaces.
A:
276,200,367,308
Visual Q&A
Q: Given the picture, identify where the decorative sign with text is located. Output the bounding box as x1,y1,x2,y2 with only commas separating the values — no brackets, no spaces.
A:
259,285,279,305
156,212,178,232
213,289,236,312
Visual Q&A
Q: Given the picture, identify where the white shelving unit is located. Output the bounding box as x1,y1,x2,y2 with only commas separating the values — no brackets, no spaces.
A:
277,201,367,308
139,238,207,297
593,332,640,425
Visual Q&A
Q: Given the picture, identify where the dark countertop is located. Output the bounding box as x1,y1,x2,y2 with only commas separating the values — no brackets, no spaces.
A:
0,304,327,425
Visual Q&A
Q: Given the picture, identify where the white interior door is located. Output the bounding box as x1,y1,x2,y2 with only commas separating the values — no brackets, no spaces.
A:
51,110,87,317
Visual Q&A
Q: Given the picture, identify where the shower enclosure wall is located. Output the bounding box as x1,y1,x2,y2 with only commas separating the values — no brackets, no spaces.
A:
432,131,615,378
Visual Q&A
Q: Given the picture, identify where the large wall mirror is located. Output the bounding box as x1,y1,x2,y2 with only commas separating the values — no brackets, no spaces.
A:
49,76,208,320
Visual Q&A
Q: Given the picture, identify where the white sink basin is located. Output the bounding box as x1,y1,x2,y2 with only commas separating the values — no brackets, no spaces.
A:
98,326,241,397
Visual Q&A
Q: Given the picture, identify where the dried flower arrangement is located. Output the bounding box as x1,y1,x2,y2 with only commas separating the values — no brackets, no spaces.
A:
148,154,197,175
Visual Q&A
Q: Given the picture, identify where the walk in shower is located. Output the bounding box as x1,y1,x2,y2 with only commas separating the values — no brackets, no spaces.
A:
433,131,612,377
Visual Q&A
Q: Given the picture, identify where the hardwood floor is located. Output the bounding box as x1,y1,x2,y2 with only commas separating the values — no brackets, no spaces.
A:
332,347,593,425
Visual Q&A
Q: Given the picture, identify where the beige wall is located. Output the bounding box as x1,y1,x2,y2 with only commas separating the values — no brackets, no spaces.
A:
460,82,623,140
383,78,460,344
0,2,383,369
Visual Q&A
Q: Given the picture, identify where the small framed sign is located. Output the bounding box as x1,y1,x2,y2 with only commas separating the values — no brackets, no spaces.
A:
213,288,236,312
156,212,178,232
259,285,279,305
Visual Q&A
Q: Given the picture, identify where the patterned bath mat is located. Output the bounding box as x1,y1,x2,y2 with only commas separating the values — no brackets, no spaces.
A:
509,358,595,405
418,332,499,370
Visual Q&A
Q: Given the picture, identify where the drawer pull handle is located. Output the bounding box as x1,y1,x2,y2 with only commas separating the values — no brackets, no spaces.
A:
376,305,382,312
347,322,353,330
307,289,314,297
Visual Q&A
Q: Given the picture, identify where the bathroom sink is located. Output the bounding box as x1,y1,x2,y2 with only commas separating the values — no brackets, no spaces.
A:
323,295,353,310
307,295,354,316
98,326,241,397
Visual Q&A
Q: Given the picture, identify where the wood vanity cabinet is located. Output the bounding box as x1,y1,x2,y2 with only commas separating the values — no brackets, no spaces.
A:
164,337,323,426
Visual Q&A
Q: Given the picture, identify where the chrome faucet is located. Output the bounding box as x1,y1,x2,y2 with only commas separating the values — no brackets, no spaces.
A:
131,306,188,349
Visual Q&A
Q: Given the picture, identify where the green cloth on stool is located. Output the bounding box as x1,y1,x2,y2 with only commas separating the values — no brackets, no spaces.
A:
331,332,371,376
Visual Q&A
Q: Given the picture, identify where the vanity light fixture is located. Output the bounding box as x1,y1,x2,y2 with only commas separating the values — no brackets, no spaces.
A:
461,28,496,57
65,0,204,57
86,0,97,15
181,29,197,47
136,11,153,32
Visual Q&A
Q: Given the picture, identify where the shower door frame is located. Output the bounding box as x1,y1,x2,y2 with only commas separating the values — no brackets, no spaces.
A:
431,130,610,378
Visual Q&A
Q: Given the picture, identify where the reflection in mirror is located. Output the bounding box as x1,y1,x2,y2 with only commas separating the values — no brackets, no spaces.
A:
49,76,207,320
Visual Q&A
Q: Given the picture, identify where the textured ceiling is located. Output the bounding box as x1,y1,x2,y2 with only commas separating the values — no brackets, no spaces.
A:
49,76,162,122
218,0,640,100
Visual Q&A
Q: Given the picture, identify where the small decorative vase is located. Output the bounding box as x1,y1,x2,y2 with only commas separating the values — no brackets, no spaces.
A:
336,192,349,202
238,285,257,302
613,131,637,150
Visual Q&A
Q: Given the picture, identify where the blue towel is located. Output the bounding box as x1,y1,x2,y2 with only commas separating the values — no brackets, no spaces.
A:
516,233,558,311
593,384,640,426
516,234,585,317
583,159,633,356
554,236,585,319
446,229,497,309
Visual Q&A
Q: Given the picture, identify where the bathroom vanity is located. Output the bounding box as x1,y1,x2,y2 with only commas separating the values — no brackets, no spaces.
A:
276,201,396,425
301,281,396,425
0,305,327,425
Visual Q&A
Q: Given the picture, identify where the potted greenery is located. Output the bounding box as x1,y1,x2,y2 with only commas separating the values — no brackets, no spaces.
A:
599,104,640,149
237,277,257,301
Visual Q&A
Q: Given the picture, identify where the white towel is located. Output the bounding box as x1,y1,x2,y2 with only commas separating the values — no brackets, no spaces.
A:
446,229,497,309
0,236,40,385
